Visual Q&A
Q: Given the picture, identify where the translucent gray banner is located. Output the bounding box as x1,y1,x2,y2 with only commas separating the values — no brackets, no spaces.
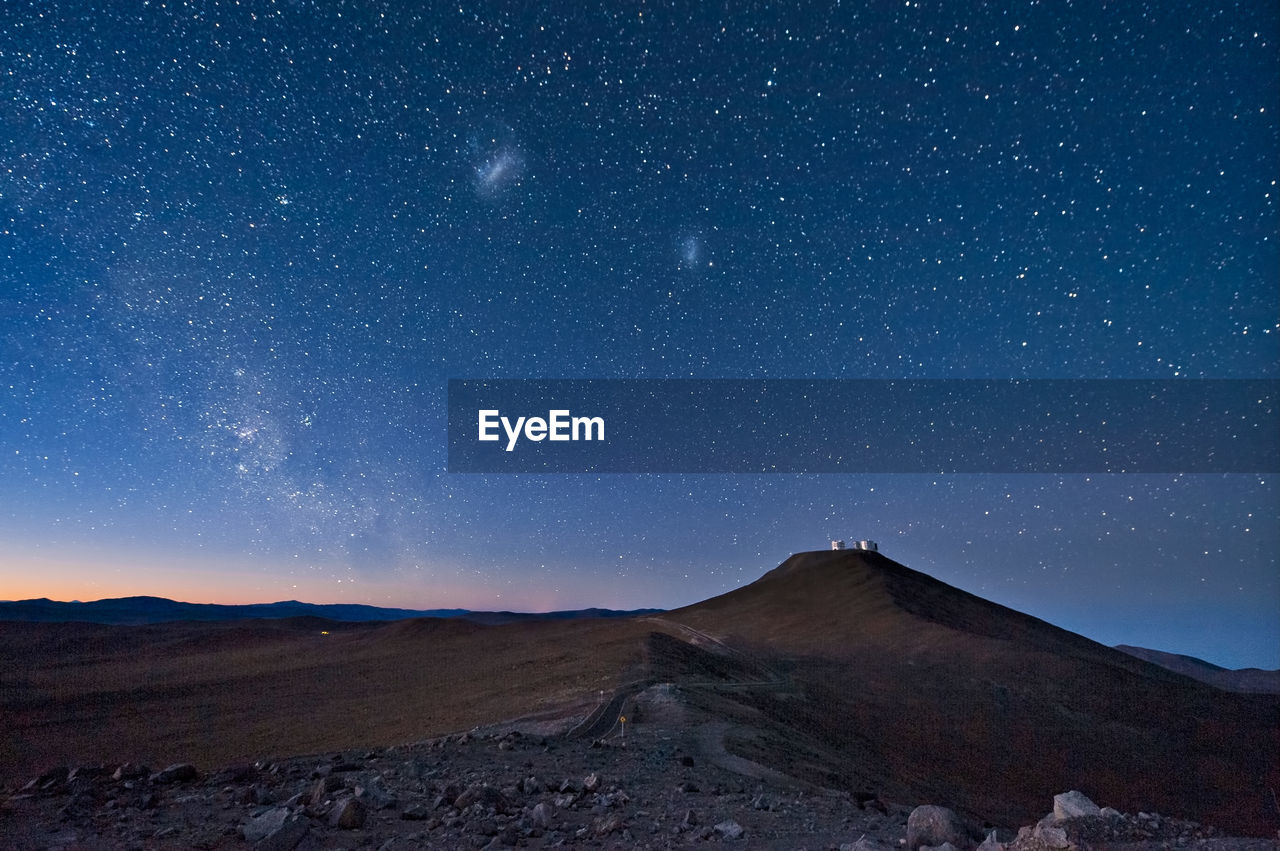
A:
446,379,1278,473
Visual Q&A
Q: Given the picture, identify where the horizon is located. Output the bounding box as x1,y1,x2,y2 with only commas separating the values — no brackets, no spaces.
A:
3,547,1275,672
2,4,1276,674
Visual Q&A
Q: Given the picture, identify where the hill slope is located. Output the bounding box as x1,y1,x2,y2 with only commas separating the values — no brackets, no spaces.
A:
2,551,1275,837
662,550,1280,835
1114,644,1280,694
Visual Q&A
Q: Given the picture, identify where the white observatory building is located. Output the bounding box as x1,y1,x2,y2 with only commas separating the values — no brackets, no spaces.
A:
832,539,878,552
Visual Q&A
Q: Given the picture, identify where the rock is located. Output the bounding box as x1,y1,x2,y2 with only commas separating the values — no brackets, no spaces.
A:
243,807,291,843
715,819,745,840
520,776,542,795
582,772,600,792
112,763,148,783
1053,790,1101,821
907,805,971,851
529,801,554,829
593,812,625,836
214,763,257,783
66,765,107,782
455,783,512,814
676,780,699,793
976,830,1004,851
402,803,431,820
153,763,198,784
310,774,343,806
238,784,273,806
1035,825,1070,848
1100,807,1122,819
34,766,70,791
245,808,309,851
356,776,397,810
330,796,367,829
466,816,498,836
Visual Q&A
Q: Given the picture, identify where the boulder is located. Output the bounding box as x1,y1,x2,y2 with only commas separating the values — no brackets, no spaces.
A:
454,783,512,814
976,830,1005,851
153,763,198,784
1035,825,1070,848
329,796,367,829
715,819,745,840
112,763,149,782
907,805,971,851
355,776,397,810
310,775,343,806
243,807,291,843
1053,791,1101,821
66,765,108,782
255,819,308,851
529,801,554,829
593,812,625,836
34,766,70,791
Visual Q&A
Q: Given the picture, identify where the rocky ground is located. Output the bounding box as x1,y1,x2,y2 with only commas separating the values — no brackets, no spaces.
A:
3,706,1277,851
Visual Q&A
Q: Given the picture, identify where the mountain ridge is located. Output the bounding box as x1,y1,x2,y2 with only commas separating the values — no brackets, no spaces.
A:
663,550,1279,834
0,594,661,625
1114,643,1280,693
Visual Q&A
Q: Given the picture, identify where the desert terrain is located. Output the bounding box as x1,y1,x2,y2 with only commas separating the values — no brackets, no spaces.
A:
2,550,1277,848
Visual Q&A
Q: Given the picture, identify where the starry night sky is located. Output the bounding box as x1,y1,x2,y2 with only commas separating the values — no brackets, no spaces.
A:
2,1,1277,668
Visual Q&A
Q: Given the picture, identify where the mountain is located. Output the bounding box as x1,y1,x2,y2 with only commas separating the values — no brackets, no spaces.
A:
0,595,661,625
2,550,1275,838
1114,644,1280,694
663,550,1279,836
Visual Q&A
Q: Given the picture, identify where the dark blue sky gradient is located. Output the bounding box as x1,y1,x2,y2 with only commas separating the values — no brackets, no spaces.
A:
1,1,1276,667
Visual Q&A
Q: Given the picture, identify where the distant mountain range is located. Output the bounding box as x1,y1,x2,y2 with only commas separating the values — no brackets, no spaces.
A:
0,595,662,626
1114,644,1280,694
3,595,1274,692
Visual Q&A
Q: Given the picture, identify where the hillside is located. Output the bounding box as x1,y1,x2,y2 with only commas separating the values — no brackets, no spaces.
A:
2,550,1276,838
1114,644,1280,694
663,550,1280,835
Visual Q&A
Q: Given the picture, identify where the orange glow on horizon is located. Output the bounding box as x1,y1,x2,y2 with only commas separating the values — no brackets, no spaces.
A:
0,547,640,612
